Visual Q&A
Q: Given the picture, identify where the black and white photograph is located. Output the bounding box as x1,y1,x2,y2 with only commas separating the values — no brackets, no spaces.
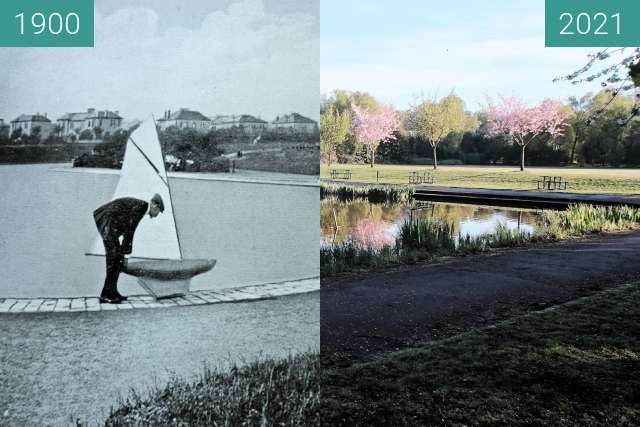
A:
0,0,319,424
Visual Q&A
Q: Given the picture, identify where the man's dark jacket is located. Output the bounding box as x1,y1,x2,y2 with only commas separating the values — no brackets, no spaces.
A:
94,197,148,254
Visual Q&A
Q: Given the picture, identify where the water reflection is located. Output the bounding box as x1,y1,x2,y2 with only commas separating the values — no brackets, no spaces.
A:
321,198,542,247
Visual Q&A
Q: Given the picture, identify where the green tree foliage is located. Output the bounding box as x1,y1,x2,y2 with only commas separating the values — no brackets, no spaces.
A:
323,89,380,114
320,105,350,165
580,91,636,166
410,93,467,169
321,90,381,163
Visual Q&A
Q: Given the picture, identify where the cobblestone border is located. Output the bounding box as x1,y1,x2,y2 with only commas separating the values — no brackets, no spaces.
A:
0,277,319,314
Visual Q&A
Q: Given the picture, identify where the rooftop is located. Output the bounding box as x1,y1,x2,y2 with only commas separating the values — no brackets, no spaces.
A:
159,108,211,122
12,114,51,123
58,109,122,121
211,114,268,125
272,113,317,125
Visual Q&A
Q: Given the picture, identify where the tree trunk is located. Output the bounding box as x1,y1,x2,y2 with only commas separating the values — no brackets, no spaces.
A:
370,146,375,168
570,131,578,164
328,150,332,166
520,145,525,171
432,145,438,170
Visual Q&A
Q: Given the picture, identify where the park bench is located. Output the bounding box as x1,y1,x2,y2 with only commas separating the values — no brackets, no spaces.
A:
330,168,352,180
408,171,434,185
537,175,568,191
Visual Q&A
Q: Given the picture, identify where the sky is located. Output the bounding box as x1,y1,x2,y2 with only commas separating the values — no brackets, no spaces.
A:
321,0,622,111
0,0,319,123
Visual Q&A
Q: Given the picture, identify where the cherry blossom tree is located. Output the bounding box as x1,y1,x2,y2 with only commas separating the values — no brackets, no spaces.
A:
485,96,569,171
351,104,400,167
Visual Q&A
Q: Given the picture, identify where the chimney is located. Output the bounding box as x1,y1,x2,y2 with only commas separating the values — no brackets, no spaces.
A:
168,109,171,119
88,108,95,114
115,110,119,116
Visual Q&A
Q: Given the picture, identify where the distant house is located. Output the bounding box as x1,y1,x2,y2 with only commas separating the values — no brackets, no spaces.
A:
157,109,212,133
211,114,268,134
0,119,9,138
270,113,318,133
57,108,122,140
10,114,55,138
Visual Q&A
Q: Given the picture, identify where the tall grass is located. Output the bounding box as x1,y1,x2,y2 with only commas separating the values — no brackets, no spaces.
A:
320,183,412,204
104,352,320,426
321,204,640,276
458,223,536,253
543,204,640,239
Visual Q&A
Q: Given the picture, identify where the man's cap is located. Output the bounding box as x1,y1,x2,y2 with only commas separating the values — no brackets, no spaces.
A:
151,193,165,212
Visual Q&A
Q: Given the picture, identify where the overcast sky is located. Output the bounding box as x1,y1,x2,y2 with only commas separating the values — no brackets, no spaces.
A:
321,0,620,111
0,0,319,123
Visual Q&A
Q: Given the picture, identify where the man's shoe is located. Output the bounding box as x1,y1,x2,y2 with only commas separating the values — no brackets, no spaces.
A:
115,294,128,301
99,296,122,304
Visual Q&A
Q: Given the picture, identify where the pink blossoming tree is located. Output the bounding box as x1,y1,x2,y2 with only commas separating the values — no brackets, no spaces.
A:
486,96,570,171
351,104,400,167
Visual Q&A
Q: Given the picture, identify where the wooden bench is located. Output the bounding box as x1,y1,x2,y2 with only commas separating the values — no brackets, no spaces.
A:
537,175,568,191
330,169,352,180
408,171,434,185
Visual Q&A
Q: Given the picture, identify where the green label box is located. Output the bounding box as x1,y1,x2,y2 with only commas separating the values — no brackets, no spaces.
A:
0,0,94,47
546,0,640,47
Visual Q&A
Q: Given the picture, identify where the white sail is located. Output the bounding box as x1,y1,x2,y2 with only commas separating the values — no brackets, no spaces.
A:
89,117,182,260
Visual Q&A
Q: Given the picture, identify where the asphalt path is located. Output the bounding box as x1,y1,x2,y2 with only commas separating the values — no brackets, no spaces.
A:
321,230,640,367
0,292,319,426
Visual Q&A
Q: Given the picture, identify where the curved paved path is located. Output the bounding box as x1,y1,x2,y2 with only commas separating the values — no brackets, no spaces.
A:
321,230,640,366
0,292,319,426
0,277,318,314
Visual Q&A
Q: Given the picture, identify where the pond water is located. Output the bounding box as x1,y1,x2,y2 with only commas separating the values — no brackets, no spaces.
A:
321,198,542,248
0,164,319,298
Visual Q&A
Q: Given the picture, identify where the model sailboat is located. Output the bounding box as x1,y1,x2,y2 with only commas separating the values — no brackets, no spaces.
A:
87,117,216,299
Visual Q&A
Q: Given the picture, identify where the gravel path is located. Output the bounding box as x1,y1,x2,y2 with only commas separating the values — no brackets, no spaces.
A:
321,230,640,367
0,292,319,426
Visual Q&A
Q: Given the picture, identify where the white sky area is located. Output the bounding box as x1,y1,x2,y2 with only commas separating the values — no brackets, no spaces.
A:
0,0,319,123
321,0,625,111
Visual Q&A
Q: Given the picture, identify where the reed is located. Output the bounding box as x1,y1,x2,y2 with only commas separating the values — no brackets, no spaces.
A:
542,204,640,239
321,204,640,277
458,223,536,253
320,183,412,204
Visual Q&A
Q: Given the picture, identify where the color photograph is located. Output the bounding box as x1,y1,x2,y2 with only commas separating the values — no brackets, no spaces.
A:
320,1,640,425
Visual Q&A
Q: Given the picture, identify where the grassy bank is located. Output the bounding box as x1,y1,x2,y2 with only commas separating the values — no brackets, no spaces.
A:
321,164,640,194
321,204,640,276
322,282,640,426
104,352,320,426
321,183,413,203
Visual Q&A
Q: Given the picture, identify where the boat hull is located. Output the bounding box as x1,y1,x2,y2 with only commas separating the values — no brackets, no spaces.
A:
123,258,217,299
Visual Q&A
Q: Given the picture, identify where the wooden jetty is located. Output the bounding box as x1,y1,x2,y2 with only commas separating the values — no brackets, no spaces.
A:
413,186,640,209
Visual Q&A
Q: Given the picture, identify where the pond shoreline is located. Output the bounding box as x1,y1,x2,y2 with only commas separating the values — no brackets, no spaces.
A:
321,229,640,367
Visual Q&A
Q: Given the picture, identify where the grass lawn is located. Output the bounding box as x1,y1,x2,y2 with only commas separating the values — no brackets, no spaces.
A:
322,283,640,426
321,164,640,194
104,352,320,426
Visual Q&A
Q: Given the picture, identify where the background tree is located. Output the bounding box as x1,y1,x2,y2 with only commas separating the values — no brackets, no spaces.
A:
486,96,569,171
350,104,400,167
324,89,380,114
410,93,466,169
566,94,593,164
320,105,350,165
79,129,93,140
580,91,636,165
